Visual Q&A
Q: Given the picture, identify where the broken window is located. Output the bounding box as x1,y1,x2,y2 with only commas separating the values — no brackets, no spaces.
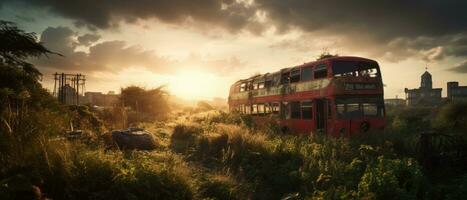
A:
332,61,379,78
290,101,301,119
264,103,270,113
281,102,289,119
335,97,384,119
280,71,290,84
258,82,265,89
290,69,301,83
271,102,280,114
301,101,313,119
346,103,362,118
314,64,328,79
301,67,313,82
362,103,378,116
253,81,259,90
240,83,246,92
336,104,345,118
265,76,273,87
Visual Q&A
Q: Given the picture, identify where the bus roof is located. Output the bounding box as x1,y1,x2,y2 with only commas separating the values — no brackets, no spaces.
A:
233,56,378,84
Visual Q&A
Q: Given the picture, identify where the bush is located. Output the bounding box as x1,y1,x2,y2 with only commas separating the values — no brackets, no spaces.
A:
198,175,240,200
67,150,193,200
170,124,204,153
358,156,423,199
433,101,467,133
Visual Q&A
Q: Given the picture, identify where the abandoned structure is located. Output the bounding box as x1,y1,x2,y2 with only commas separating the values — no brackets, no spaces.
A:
404,70,442,106
53,73,86,105
58,84,79,105
447,82,467,102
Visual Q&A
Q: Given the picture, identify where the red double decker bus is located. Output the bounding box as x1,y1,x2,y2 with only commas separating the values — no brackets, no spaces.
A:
228,56,386,137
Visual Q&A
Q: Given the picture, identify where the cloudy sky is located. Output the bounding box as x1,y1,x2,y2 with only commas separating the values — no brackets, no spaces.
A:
1,0,466,100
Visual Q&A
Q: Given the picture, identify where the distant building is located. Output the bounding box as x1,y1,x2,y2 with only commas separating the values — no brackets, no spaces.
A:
84,91,119,107
447,82,467,102
385,97,406,107
404,70,442,106
58,84,79,105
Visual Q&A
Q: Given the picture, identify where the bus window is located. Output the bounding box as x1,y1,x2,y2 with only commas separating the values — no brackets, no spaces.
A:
281,72,290,84
281,102,289,119
301,101,312,119
347,103,362,118
314,64,328,79
240,83,246,92
245,104,251,114
332,61,379,77
258,82,265,89
290,69,300,83
272,73,281,86
362,103,378,116
290,101,301,119
265,76,272,87
253,82,259,90
335,97,384,119
272,102,280,114
301,67,313,82
336,104,345,118
252,104,258,114
258,104,265,114
264,103,270,113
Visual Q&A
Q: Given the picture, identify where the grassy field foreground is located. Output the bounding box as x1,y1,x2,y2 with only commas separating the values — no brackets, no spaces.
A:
2,105,467,200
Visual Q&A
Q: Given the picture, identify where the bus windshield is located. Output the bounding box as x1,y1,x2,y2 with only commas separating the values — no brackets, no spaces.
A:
332,61,379,77
335,97,384,119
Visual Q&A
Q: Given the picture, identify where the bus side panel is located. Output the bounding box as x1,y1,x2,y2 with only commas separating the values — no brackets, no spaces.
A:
334,118,386,136
280,119,314,135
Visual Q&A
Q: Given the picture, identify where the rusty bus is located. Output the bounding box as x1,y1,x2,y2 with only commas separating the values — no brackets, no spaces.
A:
228,56,386,137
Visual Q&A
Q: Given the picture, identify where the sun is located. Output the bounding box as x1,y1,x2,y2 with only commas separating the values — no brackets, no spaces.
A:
168,69,222,100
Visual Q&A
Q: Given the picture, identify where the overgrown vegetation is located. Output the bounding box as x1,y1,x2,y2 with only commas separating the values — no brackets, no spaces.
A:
1,20,467,199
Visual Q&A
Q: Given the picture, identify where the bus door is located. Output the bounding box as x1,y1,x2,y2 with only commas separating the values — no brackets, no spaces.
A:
315,99,327,134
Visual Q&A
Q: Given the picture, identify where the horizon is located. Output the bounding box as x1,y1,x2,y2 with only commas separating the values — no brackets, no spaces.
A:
1,0,466,99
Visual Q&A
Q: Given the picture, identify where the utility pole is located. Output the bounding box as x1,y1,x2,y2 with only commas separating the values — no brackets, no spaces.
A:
53,73,86,105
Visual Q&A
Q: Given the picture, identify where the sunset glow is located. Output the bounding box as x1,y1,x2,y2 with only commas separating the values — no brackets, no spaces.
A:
0,0,465,101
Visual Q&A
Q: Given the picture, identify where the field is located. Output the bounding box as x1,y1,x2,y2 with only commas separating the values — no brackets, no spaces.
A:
1,100,467,199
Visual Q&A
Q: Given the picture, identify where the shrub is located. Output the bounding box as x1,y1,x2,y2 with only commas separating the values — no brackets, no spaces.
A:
433,101,467,133
170,123,204,153
67,150,193,200
198,175,239,200
358,156,423,199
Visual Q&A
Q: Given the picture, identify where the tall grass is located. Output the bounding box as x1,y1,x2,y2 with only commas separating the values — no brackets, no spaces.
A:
169,115,425,199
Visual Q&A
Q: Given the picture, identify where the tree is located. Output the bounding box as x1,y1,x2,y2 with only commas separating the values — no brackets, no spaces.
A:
0,21,57,112
0,21,66,183
120,86,170,121
316,51,338,60
0,20,58,80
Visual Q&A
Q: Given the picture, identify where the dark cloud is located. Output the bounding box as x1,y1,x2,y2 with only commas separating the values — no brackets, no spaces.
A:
5,1,467,36
77,33,100,46
6,0,261,33
259,0,467,62
449,60,467,73
33,26,175,73
33,26,249,76
15,15,35,22
256,0,467,38
5,0,467,62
